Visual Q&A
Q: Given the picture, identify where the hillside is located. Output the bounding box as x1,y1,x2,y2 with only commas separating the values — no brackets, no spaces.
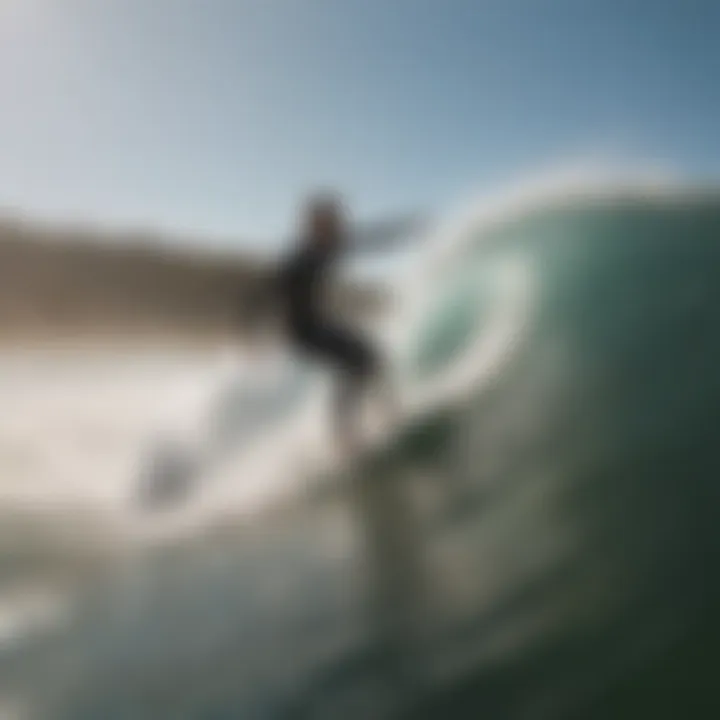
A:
0,218,386,347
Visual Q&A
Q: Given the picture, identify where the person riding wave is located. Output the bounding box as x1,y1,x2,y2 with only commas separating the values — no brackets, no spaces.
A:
273,194,395,452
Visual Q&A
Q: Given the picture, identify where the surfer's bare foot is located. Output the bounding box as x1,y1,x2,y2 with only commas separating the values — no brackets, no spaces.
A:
336,431,358,460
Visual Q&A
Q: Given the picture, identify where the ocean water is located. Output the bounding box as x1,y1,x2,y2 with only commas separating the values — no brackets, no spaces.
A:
1,175,719,719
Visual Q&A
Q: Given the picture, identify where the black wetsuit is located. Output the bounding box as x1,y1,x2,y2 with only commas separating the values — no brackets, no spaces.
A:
277,238,379,435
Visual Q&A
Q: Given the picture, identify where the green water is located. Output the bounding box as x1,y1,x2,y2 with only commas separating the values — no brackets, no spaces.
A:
7,190,720,720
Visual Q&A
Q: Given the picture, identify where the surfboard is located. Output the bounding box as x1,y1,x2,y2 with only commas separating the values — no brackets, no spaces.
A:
134,249,531,514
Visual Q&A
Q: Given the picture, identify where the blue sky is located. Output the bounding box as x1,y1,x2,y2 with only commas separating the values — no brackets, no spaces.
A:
0,0,718,246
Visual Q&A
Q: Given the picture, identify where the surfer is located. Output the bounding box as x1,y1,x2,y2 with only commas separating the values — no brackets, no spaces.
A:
139,194,420,511
274,194,389,452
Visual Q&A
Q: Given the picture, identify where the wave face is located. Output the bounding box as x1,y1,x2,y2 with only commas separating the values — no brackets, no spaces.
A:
4,181,720,719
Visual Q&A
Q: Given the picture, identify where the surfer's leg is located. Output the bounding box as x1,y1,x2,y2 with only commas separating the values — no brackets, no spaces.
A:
297,320,380,449
331,326,397,430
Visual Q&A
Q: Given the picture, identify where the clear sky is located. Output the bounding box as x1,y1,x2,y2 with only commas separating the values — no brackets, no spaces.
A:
0,0,718,246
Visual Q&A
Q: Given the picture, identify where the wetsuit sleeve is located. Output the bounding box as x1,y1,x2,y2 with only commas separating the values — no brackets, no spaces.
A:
346,213,428,256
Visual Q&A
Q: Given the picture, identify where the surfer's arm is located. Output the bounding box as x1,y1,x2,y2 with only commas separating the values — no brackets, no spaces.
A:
346,213,429,257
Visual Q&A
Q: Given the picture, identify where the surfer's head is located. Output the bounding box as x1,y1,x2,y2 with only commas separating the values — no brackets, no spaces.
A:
302,193,346,247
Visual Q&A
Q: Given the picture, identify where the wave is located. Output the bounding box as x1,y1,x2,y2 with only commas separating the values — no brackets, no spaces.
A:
2,169,720,719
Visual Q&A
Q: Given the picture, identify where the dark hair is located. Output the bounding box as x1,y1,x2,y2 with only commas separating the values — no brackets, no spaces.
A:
305,192,343,218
